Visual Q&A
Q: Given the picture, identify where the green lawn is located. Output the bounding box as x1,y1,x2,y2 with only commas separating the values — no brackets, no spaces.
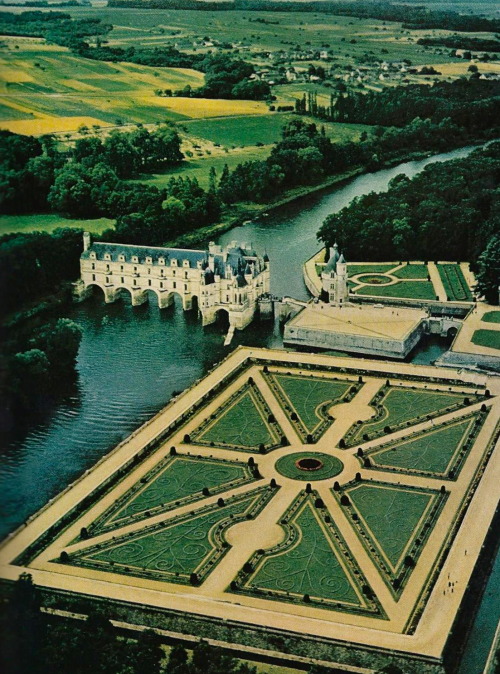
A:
71,490,267,584
348,264,395,276
437,263,473,302
194,387,280,451
93,456,254,533
183,113,290,147
368,417,475,478
346,386,470,446
247,499,363,607
346,483,435,569
392,264,428,279
354,280,436,300
271,373,352,435
137,146,270,190
0,213,114,236
471,329,500,350
482,311,500,324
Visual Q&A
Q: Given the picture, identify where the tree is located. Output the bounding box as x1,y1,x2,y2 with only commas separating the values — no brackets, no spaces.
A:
475,233,500,304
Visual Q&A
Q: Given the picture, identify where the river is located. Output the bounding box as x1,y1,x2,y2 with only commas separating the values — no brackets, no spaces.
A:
0,144,497,671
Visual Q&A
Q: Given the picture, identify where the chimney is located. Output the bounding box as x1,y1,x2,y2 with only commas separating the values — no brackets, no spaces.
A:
83,231,91,251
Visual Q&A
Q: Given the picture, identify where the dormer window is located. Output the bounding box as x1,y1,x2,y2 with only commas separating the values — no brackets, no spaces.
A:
171,259,178,267
183,260,190,268
104,253,111,261
90,252,96,260
119,254,125,262
146,256,152,264
132,256,139,264
158,257,165,266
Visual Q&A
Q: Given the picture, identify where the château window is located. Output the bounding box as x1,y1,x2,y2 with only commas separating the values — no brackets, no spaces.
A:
118,254,125,262
173,281,176,289
184,271,188,279
120,265,124,272
134,266,137,272
106,264,110,272
133,279,137,286
146,256,152,264
106,276,109,283
158,257,165,266
148,280,151,287
132,256,138,264
90,252,96,260
160,281,164,289
104,253,111,261
171,259,178,267
92,274,96,281
121,277,124,284
91,263,95,270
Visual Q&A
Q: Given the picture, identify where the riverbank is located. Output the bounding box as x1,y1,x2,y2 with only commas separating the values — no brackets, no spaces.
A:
167,147,446,249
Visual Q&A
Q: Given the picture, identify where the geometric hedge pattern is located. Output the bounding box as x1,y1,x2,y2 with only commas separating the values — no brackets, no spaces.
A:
233,491,386,618
343,385,482,447
29,358,495,632
336,481,448,598
189,382,285,452
88,455,257,536
363,412,487,480
264,371,357,442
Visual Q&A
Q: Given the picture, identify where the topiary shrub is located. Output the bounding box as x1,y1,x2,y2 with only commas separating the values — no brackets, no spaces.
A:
333,481,340,491
340,494,350,506
170,446,177,455
217,497,225,507
183,434,191,443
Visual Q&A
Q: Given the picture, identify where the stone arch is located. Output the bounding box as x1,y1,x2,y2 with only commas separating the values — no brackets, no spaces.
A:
85,282,107,298
114,286,134,303
447,326,458,341
213,307,230,328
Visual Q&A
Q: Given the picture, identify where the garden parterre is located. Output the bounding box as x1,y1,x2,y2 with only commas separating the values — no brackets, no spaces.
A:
0,348,499,671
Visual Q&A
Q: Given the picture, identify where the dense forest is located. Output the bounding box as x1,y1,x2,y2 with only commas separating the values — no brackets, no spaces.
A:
417,36,500,54
318,142,500,303
332,80,500,132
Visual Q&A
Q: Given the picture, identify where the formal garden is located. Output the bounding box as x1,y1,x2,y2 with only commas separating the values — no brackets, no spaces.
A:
472,328,500,350
263,371,358,443
9,349,497,672
64,486,276,586
316,261,475,303
89,455,257,535
334,481,448,597
343,384,481,447
189,382,284,452
232,491,385,617
362,412,487,479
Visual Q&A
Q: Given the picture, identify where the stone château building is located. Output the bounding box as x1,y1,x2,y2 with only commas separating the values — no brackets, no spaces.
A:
74,233,270,330
321,243,349,305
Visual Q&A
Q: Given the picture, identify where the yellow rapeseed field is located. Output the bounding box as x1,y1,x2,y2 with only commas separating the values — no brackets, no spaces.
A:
142,96,269,118
0,116,110,135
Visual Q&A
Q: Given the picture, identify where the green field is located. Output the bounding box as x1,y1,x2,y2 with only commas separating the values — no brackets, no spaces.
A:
270,373,352,436
69,488,272,584
482,311,500,324
437,264,473,302
275,452,344,481
242,497,374,611
392,264,428,279
192,385,282,451
345,483,436,570
345,386,470,446
471,329,500,350
92,456,254,534
354,280,436,300
0,213,114,236
347,264,395,276
367,416,477,478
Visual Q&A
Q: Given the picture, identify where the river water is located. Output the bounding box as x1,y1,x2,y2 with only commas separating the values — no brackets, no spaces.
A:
0,144,496,670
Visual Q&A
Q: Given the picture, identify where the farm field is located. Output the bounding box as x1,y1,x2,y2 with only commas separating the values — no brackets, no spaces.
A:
0,213,114,235
59,6,493,70
4,350,498,669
